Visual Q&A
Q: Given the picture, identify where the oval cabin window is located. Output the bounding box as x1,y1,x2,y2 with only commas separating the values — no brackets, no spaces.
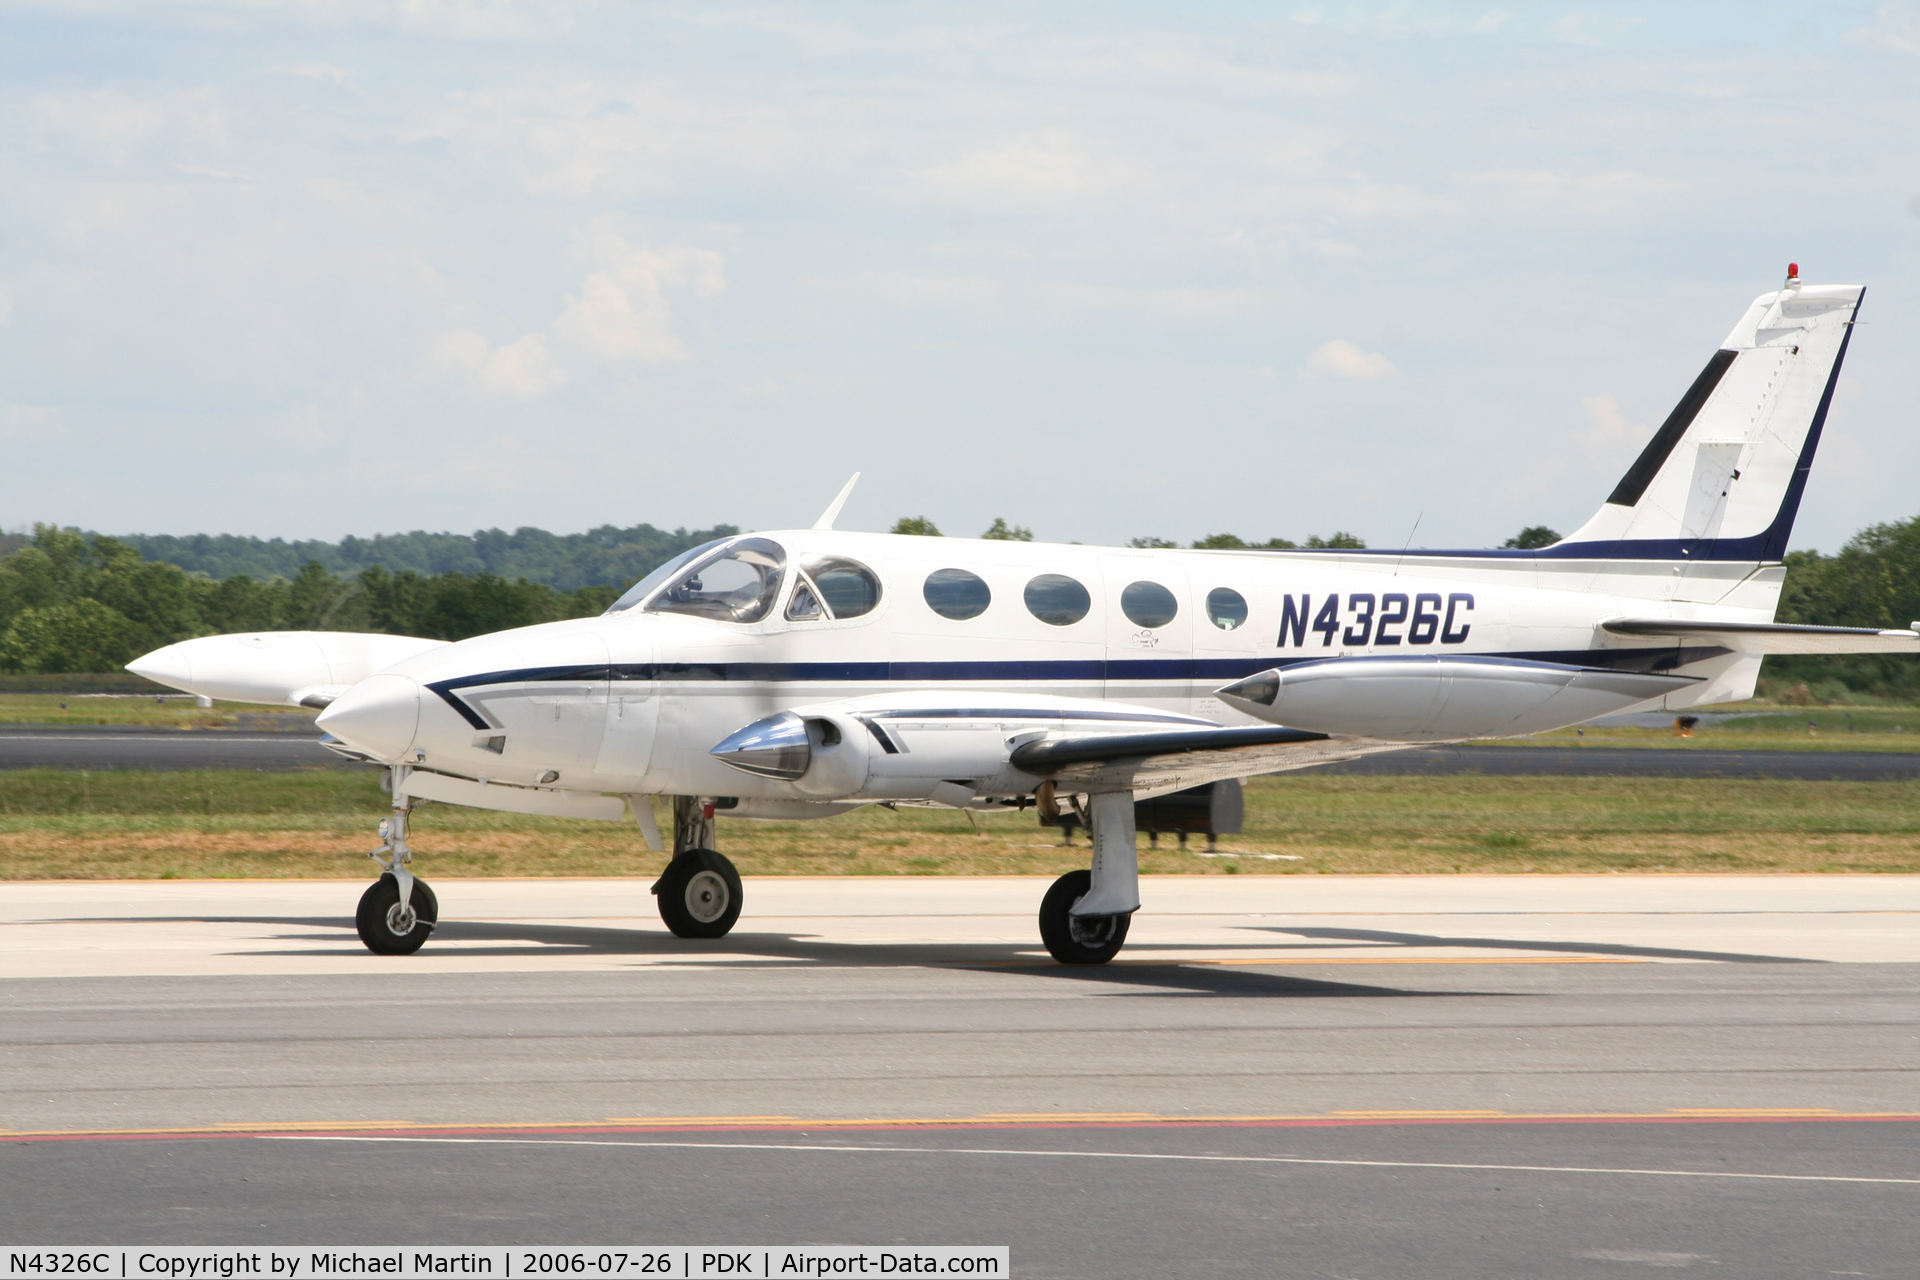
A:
1206,587,1249,631
923,568,991,621
1120,580,1178,629
1024,574,1092,626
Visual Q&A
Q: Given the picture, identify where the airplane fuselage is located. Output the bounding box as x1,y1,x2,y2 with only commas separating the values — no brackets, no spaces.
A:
344,531,1777,804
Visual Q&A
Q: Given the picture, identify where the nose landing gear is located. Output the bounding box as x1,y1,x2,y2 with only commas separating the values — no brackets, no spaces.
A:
651,796,744,939
355,768,438,956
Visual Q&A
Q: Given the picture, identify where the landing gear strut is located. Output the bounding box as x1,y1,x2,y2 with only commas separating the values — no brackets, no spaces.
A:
1038,790,1139,965
651,796,743,939
356,767,438,955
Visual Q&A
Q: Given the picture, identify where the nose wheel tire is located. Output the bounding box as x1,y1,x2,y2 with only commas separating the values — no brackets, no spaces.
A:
655,849,743,939
356,873,438,955
1038,869,1130,965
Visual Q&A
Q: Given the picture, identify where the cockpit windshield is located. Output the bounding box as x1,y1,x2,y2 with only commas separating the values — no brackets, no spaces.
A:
640,537,788,624
603,538,731,615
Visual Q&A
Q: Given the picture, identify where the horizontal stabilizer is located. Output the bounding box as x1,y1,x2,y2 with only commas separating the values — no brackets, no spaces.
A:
1601,619,1920,655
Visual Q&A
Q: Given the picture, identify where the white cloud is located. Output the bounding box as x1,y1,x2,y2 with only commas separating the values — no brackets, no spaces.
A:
0,404,55,441
414,82,796,200
31,86,227,164
1286,7,1514,39
1307,339,1397,381
1547,13,1642,47
283,63,354,84
1222,224,1360,262
432,330,567,399
429,230,724,393
1851,3,1920,55
274,404,341,450
435,431,530,493
1458,168,1686,214
554,273,680,364
553,236,726,366
920,130,1138,204
1576,393,1645,466
1288,177,1443,220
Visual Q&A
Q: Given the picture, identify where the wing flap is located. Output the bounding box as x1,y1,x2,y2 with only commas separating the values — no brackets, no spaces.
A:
1602,619,1920,655
1009,724,1326,770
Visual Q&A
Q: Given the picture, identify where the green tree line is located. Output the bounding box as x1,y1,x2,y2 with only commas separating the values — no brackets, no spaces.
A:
1768,518,1920,699
86,522,739,591
0,527,661,674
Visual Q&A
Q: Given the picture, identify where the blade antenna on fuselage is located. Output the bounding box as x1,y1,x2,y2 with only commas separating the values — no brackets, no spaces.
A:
812,472,862,531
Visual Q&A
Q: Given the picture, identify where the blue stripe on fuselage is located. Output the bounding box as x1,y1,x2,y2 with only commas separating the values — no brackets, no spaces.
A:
423,646,1728,729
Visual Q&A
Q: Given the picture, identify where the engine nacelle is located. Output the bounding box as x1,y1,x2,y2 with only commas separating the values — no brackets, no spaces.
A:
703,709,876,800
708,692,1213,804
1215,656,1698,742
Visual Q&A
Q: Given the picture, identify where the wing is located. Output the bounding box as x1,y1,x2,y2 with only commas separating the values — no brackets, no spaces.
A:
712,691,1402,804
1009,725,1402,797
1601,619,1920,655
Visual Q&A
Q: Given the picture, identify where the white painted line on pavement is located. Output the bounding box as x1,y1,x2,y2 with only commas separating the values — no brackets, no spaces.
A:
265,1134,1920,1186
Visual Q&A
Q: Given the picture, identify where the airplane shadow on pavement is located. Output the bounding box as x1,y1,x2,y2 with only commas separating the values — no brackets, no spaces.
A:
101,914,1521,997
1260,924,1811,965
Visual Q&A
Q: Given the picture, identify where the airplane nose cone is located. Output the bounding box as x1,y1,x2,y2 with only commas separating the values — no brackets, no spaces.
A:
315,673,423,762
126,642,193,690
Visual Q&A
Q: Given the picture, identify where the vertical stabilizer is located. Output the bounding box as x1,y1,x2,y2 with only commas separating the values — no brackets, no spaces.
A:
1552,271,1862,562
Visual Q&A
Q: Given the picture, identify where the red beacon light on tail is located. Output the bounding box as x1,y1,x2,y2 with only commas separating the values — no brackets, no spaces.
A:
1786,261,1800,286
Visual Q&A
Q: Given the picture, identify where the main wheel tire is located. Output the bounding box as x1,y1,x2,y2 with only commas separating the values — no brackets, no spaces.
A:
655,849,743,939
1038,869,1130,965
355,873,438,956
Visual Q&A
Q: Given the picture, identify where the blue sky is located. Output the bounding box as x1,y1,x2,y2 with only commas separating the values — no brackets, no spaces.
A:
3,2,1917,553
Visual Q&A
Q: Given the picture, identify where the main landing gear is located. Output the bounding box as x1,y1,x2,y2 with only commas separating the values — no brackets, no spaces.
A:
356,769,437,956
651,796,743,939
1037,790,1140,965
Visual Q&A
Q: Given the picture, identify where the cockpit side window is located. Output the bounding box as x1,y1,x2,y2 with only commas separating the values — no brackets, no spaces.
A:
643,537,788,624
603,538,731,615
805,556,882,620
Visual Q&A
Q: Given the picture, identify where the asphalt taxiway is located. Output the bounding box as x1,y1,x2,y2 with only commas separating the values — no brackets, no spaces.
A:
3,877,1917,1275
5,725,1920,777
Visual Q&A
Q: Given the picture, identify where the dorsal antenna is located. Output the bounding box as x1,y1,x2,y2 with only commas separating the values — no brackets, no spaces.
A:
812,472,861,530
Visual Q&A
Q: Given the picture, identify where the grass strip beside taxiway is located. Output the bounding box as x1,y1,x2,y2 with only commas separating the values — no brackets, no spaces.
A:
1,768,1916,878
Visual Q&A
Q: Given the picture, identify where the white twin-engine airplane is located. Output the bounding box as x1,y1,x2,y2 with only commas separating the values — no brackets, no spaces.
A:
130,268,1918,963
